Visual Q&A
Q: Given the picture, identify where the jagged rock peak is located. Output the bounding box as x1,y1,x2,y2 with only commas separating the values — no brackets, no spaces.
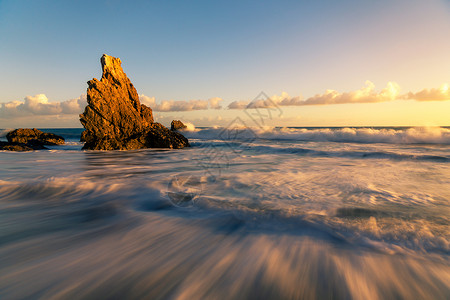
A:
100,54,127,84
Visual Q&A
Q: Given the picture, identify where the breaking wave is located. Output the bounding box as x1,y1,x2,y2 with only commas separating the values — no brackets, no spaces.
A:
0,128,13,139
184,126,450,144
188,141,450,162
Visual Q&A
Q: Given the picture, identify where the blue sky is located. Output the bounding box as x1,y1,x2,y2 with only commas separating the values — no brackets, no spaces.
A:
0,0,449,127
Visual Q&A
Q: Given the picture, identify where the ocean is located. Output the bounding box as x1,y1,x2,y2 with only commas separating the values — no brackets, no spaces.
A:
0,126,449,299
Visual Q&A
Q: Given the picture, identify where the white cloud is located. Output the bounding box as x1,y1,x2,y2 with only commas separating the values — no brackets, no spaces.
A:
139,94,223,111
0,94,87,118
208,97,223,109
301,81,401,105
139,95,156,107
228,81,404,109
246,92,304,109
227,91,304,110
228,100,250,109
60,96,88,113
403,83,450,101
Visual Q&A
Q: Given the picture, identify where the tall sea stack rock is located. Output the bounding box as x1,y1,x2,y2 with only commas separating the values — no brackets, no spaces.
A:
80,54,189,150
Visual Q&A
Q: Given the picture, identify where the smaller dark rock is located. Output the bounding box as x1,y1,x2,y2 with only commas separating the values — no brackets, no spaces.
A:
144,123,190,149
171,120,187,131
7,128,65,145
1,128,64,151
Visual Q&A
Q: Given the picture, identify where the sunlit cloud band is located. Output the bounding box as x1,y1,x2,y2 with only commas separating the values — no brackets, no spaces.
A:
1,82,449,118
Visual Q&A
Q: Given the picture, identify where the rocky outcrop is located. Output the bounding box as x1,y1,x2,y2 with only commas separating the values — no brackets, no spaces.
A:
7,128,65,145
171,120,187,131
1,128,64,151
79,54,189,150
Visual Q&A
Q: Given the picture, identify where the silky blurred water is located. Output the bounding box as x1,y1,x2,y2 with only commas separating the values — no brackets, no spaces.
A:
0,127,449,299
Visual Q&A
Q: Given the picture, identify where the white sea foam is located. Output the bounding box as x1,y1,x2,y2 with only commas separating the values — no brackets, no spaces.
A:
182,122,196,131
0,128,13,139
184,126,450,144
0,212,448,300
1,126,449,298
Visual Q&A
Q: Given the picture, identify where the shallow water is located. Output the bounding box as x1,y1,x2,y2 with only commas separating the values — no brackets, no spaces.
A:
0,127,449,299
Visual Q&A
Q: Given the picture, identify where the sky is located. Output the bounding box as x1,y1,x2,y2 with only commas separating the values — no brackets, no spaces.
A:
0,0,449,128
